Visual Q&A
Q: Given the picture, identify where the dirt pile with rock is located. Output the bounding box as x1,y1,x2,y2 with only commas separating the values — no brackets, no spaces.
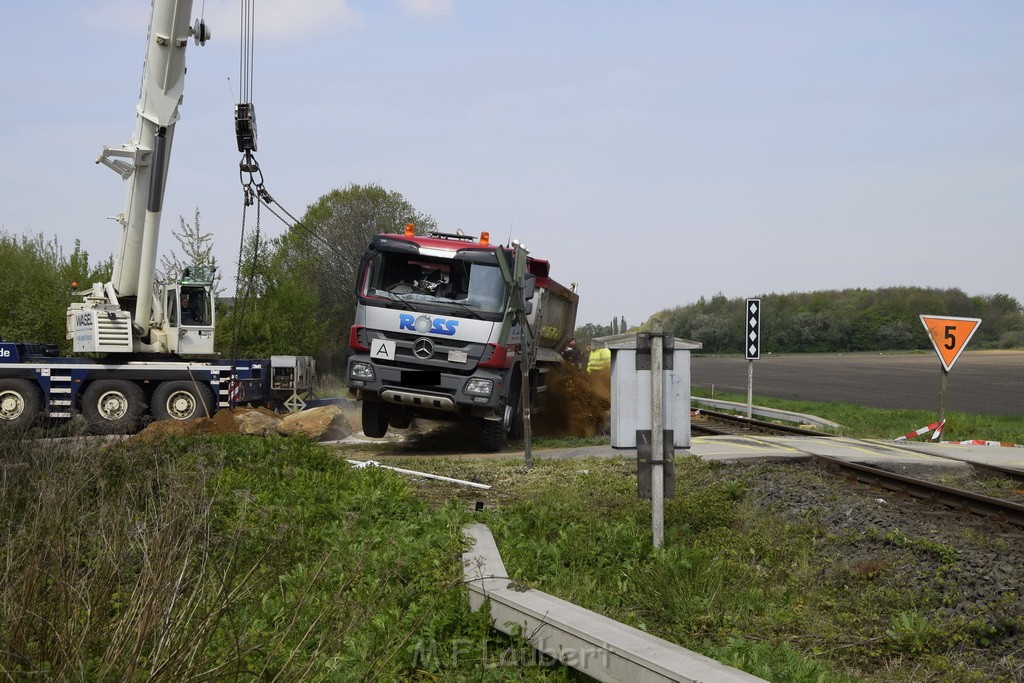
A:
534,366,611,437
132,405,353,442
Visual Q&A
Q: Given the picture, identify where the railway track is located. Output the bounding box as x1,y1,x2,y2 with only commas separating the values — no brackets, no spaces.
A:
690,409,1024,528
690,408,837,438
812,454,1024,528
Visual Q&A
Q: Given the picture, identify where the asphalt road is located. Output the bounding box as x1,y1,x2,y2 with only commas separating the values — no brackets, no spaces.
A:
689,350,1024,416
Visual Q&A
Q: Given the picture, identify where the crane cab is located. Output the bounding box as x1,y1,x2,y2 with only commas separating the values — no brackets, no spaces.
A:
161,268,215,356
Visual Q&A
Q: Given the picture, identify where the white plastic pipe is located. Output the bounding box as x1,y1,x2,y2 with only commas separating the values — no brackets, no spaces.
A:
347,460,492,489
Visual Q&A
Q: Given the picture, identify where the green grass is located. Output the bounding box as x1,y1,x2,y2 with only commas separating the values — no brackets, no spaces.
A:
6,387,1023,682
0,434,572,681
382,454,1024,682
690,387,1024,444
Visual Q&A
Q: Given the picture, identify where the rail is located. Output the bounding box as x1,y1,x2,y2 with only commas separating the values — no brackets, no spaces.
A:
812,455,1024,528
691,409,840,438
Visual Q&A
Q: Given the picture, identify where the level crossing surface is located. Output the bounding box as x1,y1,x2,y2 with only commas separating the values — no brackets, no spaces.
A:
496,436,1024,477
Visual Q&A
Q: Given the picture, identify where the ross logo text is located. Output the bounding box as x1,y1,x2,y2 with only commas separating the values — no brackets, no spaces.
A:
398,314,459,336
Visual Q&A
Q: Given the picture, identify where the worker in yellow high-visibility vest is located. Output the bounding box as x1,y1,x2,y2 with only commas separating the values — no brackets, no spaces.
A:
587,345,611,373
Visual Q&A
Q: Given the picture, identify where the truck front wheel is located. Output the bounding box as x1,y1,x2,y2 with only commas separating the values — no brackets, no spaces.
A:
481,418,505,453
505,374,524,441
0,378,42,430
152,381,214,421
82,380,146,434
361,400,390,438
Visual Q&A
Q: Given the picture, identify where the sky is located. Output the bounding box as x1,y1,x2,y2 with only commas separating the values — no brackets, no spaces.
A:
1,1,1021,328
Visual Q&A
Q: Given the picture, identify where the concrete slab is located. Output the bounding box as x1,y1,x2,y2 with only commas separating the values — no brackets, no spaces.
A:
682,436,972,474
884,440,1024,474
463,523,768,683
691,397,841,430
684,436,808,462
768,436,966,466
369,433,1017,478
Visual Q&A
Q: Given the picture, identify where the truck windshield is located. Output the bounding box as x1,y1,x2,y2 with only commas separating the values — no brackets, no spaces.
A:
361,250,507,316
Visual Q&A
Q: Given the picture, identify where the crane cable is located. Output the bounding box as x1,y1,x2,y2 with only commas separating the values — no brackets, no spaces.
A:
228,0,263,397
229,1,320,405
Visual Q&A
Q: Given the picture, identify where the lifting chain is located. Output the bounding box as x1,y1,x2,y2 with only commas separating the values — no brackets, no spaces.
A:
239,150,274,207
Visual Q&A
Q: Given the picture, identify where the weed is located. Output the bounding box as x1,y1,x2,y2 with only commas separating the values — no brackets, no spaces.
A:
879,529,959,565
0,435,571,680
884,611,944,655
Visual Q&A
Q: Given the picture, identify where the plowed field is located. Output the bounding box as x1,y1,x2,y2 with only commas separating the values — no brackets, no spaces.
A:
690,350,1024,416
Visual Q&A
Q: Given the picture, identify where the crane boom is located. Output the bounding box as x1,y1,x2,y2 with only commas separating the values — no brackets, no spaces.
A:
109,0,194,305
73,0,213,356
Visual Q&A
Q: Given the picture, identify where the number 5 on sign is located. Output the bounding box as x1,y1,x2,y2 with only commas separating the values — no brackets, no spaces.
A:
919,315,981,372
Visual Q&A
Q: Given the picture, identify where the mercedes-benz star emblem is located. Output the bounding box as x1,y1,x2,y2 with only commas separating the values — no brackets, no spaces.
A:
413,338,434,359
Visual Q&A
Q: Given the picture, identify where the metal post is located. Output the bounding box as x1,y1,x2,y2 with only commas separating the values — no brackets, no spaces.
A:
938,367,949,426
514,245,534,470
746,359,753,419
520,295,533,469
650,320,665,549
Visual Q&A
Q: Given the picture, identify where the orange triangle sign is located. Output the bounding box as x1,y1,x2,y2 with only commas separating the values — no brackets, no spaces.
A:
919,315,982,371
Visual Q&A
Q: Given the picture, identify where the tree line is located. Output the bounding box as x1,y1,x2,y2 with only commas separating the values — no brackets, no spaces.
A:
0,183,432,371
574,315,629,343
652,288,1024,354
218,183,436,373
0,233,110,354
4,187,1022,367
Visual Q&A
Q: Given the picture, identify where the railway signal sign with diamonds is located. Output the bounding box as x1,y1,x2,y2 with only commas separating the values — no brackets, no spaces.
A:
745,298,761,360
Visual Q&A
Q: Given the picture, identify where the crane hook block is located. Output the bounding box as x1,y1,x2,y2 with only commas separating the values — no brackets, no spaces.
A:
235,103,258,154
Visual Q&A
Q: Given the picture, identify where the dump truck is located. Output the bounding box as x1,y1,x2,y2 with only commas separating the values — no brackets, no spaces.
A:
345,225,579,451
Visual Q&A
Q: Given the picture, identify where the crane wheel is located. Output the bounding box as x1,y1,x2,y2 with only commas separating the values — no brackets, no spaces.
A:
0,378,42,430
152,381,214,422
82,380,146,435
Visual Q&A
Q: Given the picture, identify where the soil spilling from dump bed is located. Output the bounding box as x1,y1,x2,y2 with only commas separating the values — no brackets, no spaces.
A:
384,366,612,453
533,366,610,438
132,407,282,441
129,367,610,449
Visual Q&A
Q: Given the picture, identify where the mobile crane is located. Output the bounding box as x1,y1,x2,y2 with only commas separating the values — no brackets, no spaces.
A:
0,0,313,433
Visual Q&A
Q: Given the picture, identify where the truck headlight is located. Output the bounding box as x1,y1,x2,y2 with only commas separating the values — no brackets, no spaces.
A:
350,362,375,381
464,378,493,397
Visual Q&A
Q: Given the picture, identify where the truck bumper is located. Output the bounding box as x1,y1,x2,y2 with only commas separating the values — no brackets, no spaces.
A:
346,357,509,416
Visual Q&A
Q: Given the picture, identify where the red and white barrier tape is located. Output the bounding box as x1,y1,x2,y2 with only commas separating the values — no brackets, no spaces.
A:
894,419,945,441
939,440,1024,448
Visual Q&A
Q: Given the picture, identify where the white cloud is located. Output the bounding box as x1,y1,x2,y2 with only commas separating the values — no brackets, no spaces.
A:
396,0,453,18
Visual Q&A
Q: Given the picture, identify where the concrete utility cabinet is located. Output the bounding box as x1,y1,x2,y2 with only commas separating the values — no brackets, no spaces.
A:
605,333,702,449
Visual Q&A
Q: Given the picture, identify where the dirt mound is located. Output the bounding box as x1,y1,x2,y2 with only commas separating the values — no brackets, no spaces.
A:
130,405,354,444
534,366,611,438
